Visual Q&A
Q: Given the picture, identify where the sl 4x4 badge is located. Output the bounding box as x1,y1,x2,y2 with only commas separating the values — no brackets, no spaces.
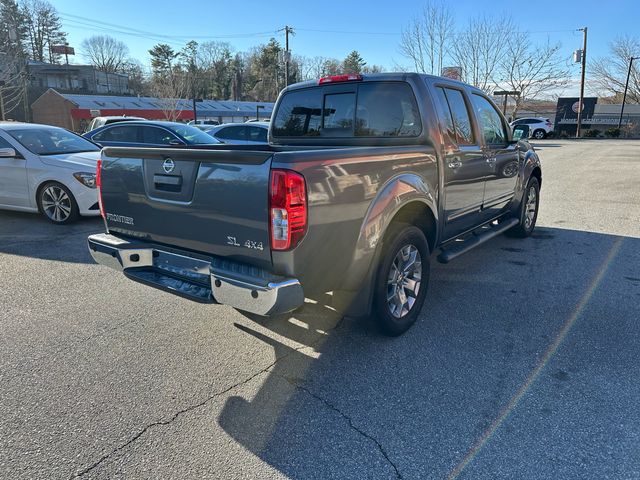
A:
227,236,264,251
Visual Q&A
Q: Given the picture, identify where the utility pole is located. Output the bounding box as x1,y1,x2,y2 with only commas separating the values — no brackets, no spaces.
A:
284,26,294,87
618,56,638,129
576,27,588,138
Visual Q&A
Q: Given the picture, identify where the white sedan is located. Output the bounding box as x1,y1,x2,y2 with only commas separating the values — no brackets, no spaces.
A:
0,122,101,224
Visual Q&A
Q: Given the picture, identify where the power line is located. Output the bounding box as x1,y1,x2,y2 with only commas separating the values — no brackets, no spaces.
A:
60,12,281,41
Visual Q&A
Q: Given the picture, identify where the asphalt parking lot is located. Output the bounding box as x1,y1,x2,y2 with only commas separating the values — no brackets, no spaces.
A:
1,139,639,479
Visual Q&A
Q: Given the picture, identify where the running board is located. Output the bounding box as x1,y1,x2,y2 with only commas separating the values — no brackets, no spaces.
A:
437,218,519,264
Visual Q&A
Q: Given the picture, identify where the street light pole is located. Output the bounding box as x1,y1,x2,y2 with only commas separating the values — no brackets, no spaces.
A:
618,56,638,129
576,27,588,138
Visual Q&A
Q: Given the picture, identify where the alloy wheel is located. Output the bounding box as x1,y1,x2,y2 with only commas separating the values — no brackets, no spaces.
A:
524,185,537,229
41,185,72,223
386,244,422,319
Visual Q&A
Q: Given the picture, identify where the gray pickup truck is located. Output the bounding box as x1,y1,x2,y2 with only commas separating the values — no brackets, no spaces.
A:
88,73,541,335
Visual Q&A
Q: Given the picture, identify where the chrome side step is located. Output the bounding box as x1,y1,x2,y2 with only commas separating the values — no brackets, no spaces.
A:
437,218,519,264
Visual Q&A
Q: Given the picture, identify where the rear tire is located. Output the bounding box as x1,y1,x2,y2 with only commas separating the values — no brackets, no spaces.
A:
532,129,546,139
37,182,80,225
506,176,540,238
372,224,430,336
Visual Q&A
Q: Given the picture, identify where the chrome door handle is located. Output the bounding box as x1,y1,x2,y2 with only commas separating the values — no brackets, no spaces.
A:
448,158,462,169
486,156,497,163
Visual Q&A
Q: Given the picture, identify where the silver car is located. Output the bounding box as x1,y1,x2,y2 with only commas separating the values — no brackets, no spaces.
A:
0,122,101,224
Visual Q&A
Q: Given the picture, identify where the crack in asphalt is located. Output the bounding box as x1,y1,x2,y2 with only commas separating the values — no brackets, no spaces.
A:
71,315,346,478
281,375,403,479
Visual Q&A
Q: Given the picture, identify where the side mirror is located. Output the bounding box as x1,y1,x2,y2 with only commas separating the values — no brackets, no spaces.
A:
512,124,530,142
0,147,20,158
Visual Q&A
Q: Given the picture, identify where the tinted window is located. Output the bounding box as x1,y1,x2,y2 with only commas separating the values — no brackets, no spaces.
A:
8,128,100,154
323,93,355,132
355,83,421,137
247,126,268,142
93,126,139,143
215,126,246,141
471,94,507,145
142,127,177,145
0,136,14,149
273,82,422,138
443,88,475,145
272,88,323,136
433,87,456,144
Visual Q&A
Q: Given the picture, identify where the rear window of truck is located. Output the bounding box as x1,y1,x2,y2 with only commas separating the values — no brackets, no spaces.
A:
272,82,422,138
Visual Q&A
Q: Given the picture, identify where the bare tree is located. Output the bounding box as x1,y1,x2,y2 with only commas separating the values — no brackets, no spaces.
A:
449,16,513,92
150,73,189,122
591,36,640,103
499,34,570,117
81,35,129,73
0,54,27,119
399,1,453,75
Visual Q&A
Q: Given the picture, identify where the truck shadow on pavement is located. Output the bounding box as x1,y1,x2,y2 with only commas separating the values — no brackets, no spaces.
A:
218,226,640,479
0,211,103,264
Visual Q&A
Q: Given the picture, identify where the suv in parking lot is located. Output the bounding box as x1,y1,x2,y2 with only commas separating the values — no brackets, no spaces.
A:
89,73,541,335
510,117,553,139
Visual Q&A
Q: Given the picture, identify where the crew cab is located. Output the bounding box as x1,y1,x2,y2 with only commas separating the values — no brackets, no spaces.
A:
88,73,541,335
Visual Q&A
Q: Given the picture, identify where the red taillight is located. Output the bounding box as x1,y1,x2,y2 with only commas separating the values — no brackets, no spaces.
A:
96,158,105,219
318,74,363,85
269,169,307,250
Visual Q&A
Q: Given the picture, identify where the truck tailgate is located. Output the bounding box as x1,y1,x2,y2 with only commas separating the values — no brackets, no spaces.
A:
100,147,274,268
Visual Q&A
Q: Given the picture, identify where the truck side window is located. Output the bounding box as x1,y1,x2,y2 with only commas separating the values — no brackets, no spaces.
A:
471,94,508,146
443,88,474,145
433,87,457,145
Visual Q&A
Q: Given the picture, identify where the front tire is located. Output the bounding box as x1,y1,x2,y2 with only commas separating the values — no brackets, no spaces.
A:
372,224,430,336
37,182,80,225
506,176,540,238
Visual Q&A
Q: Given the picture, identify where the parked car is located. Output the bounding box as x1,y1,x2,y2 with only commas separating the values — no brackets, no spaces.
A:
0,122,101,224
188,119,220,127
83,121,221,147
203,122,269,145
510,117,553,139
88,73,541,336
85,116,145,133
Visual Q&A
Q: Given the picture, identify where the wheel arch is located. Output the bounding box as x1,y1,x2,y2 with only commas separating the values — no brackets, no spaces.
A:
334,173,438,317
35,179,76,213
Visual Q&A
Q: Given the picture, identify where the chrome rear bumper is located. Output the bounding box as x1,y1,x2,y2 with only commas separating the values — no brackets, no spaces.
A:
87,233,304,316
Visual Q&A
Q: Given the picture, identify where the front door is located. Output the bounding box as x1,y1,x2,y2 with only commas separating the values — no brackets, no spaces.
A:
0,134,29,208
469,93,520,220
432,86,486,240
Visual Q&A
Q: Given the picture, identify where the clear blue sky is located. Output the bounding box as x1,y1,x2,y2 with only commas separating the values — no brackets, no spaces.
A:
51,0,639,95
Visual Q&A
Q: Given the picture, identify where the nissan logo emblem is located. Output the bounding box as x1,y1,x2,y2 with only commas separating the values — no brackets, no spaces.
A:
162,158,175,173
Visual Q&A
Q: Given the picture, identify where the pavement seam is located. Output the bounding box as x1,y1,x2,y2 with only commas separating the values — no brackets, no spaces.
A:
71,315,346,478
280,375,402,479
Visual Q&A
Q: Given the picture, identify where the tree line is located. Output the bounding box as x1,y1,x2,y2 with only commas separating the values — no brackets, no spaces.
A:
1,0,639,120
399,2,640,115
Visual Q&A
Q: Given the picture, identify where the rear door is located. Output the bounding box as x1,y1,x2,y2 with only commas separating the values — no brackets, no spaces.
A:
469,93,520,220
432,86,487,240
0,134,29,208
